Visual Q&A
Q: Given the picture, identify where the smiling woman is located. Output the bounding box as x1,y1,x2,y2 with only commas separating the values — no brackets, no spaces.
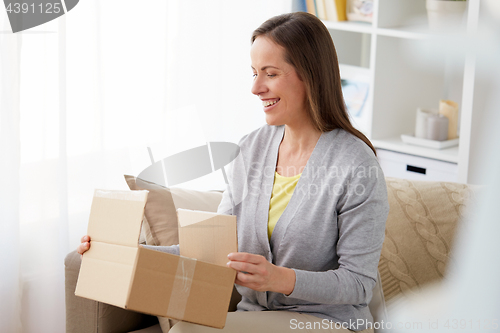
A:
77,11,389,333
170,12,388,333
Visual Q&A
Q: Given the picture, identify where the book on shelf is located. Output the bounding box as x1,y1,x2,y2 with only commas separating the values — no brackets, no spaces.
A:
324,0,347,22
304,0,347,22
296,0,308,13
306,0,316,16
316,0,327,20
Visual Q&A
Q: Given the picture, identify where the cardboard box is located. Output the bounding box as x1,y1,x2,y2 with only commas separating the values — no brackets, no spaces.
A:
75,189,237,328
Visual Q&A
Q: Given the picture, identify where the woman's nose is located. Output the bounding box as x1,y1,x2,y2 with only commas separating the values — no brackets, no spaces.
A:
251,76,267,96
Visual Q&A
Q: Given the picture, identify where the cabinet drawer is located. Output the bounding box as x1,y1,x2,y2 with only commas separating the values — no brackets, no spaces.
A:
376,149,458,182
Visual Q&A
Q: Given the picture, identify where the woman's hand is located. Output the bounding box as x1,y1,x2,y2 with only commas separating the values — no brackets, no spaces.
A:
227,252,296,295
77,235,91,256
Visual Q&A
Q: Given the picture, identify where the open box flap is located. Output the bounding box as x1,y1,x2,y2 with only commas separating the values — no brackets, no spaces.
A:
87,189,148,247
176,208,221,227
177,209,237,267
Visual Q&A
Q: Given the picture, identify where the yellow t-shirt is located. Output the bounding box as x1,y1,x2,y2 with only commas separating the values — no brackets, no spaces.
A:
268,171,301,240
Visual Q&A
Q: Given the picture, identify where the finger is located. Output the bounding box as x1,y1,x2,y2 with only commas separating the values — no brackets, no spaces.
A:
235,271,259,284
235,273,265,291
227,252,264,264
227,260,260,274
78,242,89,254
81,235,90,243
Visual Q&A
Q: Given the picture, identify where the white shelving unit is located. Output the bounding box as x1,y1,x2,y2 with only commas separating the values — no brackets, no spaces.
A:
295,0,480,183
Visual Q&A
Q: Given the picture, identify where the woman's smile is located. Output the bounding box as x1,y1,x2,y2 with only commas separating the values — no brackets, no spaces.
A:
262,98,281,111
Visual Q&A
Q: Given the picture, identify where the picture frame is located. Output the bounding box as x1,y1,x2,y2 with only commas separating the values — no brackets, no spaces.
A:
346,0,374,23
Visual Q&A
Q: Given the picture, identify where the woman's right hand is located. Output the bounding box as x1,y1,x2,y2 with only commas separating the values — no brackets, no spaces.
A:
77,235,91,256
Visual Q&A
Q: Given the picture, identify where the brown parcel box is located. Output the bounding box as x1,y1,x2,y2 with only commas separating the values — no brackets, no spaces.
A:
75,189,237,329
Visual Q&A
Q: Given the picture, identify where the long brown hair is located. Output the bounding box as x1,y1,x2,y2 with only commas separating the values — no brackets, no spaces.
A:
251,12,376,155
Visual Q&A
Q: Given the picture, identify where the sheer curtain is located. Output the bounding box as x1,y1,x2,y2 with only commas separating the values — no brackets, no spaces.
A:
0,1,291,332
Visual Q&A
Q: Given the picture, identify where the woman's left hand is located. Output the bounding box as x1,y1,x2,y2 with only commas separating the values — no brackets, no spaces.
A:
227,252,295,295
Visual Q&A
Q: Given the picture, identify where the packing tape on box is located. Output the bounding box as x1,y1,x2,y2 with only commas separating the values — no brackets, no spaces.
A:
167,256,197,319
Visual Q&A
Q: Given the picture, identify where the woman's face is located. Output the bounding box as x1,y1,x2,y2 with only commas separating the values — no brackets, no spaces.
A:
250,36,308,127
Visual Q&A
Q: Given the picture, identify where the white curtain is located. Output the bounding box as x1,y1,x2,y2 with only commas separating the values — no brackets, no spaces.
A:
0,1,291,332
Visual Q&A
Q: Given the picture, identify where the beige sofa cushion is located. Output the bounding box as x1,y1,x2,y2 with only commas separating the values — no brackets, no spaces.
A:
380,178,473,308
124,175,223,246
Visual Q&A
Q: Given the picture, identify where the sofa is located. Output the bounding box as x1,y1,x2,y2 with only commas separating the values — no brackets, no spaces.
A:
65,176,474,333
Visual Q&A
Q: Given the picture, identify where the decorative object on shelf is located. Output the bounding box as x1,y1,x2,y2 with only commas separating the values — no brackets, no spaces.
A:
439,99,459,139
426,0,468,32
415,108,438,139
346,0,373,23
341,79,369,117
404,99,458,149
401,134,459,150
426,114,449,141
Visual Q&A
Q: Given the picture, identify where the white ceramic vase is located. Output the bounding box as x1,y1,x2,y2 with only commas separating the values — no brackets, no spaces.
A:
426,0,468,32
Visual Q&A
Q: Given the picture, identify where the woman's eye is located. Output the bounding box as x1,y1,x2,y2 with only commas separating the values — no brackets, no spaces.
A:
252,73,276,78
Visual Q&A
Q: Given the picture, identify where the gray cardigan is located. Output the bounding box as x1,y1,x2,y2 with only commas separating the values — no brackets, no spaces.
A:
148,125,389,331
